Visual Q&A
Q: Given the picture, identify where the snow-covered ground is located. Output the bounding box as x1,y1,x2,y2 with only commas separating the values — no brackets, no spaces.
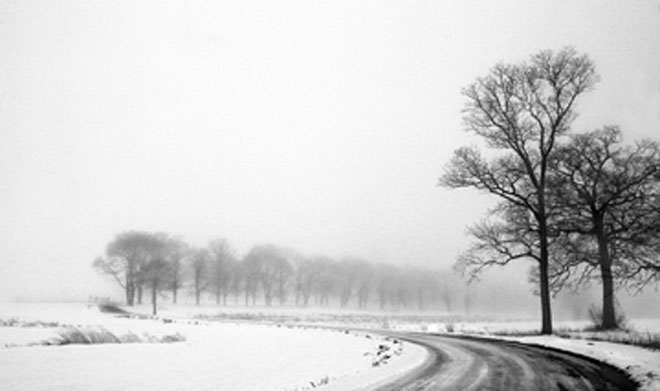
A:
2,302,659,390
0,302,427,391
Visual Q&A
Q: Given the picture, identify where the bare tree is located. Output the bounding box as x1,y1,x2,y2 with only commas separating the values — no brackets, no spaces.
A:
166,236,189,304
208,238,237,305
354,261,373,309
189,248,211,305
275,256,293,306
437,268,459,313
93,231,158,306
374,262,397,310
242,244,291,306
312,256,337,307
551,127,660,328
230,260,244,305
241,255,259,306
337,258,360,307
140,233,173,315
412,267,441,311
441,47,598,334
293,256,320,307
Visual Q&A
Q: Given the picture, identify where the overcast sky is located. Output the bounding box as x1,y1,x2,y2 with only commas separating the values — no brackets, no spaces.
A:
1,1,659,302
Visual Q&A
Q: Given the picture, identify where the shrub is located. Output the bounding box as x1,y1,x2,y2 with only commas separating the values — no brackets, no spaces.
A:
56,326,120,345
98,303,129,314
54,326,185,345
587,303,627,331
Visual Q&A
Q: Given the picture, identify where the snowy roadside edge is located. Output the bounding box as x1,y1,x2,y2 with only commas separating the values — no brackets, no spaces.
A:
517,336,659,391
317,333,429,391
449,332,660,391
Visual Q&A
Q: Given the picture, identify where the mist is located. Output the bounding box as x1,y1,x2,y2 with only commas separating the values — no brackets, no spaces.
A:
1,1,659,320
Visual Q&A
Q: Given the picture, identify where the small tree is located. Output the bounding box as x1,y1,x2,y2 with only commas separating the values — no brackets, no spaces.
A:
374,263,397,310
189,248,211,305
293,256,318,307
337,258,360,307
274,256,293,306
166,236,189,304
140,233,173,315
209,238,237,305
354,260,373,309
312,257,337,307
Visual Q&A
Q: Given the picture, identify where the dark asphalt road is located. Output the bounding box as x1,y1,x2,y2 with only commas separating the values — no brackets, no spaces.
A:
373,333,638,391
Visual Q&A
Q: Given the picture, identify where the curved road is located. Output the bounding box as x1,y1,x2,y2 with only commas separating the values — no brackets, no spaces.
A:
375,333,637,391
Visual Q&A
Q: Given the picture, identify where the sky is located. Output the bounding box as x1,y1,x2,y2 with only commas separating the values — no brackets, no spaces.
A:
1,0,659,304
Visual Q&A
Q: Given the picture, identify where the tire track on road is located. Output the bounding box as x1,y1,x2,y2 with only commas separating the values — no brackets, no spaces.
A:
374,333,638,391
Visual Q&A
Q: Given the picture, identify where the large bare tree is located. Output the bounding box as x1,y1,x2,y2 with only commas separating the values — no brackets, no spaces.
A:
441,47,598,334
551,127,660,329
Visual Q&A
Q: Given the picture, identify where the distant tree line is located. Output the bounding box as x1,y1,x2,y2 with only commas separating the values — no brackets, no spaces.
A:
93,233,457,315
442,47,660,333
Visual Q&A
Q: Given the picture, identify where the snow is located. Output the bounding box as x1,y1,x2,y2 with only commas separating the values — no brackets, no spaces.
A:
511,336,660,391
2,302,659,391
0,302,427,391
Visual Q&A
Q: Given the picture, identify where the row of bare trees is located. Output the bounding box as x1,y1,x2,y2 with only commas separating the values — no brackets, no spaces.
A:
93,234,456,315
442,47,660,333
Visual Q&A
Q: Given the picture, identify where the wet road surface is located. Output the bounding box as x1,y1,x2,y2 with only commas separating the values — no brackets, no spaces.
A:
374,333,638,391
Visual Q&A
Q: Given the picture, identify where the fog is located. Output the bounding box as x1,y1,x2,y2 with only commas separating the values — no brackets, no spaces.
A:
1,1,659,317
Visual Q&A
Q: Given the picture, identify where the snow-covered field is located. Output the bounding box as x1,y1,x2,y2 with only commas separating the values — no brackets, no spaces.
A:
2,302,660,390
0,302,427,391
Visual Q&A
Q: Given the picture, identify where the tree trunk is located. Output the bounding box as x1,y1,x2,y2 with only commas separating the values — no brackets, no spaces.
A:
137,286,143,305
172,287,178,304
595,218,617,329
538,219,553,334
126,284,134,306
539,257,552,334
151,282,158,316
538,192,553,335
126,269,135,306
